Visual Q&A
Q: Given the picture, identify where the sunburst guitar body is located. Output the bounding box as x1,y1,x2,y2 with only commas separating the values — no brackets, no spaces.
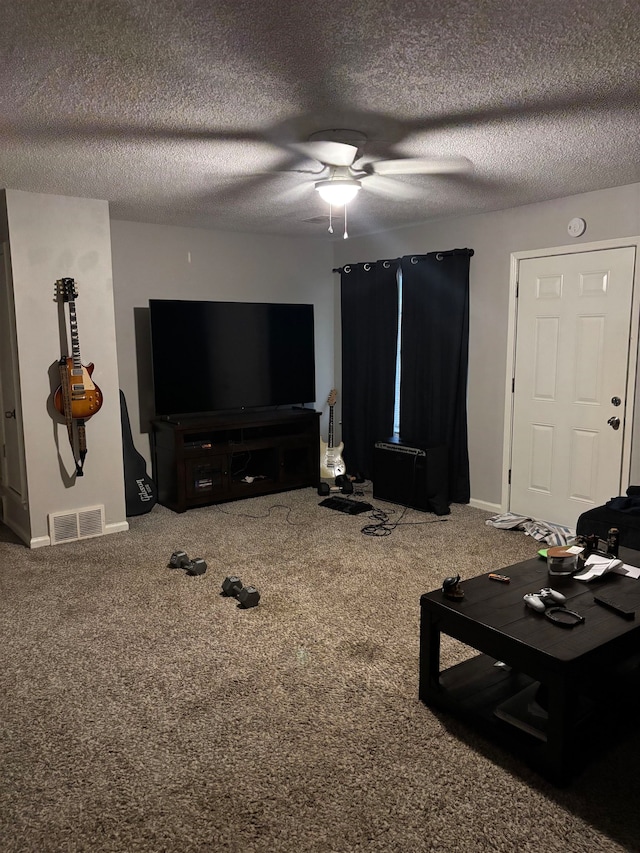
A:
54,358,103,420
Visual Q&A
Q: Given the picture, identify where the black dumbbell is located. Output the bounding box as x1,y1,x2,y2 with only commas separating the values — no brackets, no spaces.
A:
186,558,207,576
168,550,191,569
336,475,354,493
317,475,354,496
168,550,207,576
221,575,260,608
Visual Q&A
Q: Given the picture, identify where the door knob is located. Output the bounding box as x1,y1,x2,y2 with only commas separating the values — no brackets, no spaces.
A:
4,410,15,419
611,396,621,406
608,416,621,430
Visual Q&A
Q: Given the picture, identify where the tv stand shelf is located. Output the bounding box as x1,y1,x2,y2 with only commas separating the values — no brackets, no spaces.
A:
151,409,320,512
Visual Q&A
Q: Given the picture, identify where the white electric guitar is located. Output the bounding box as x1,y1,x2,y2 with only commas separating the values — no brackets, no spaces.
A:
320,389,346,479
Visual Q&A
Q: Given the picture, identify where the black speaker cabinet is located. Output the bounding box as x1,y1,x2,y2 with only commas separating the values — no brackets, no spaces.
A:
373,439,450,515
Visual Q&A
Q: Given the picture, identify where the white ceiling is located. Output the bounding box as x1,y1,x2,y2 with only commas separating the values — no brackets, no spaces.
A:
1,0,639,238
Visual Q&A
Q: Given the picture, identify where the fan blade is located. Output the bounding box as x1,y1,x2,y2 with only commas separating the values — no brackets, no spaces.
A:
369,157,473,176
289,140,358,167
360,173,425,201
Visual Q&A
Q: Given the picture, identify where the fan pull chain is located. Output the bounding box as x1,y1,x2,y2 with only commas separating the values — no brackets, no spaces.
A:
343,204,349,239
328,204,333,234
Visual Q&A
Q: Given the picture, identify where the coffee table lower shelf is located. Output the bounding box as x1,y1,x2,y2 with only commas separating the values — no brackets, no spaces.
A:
422,653,600,783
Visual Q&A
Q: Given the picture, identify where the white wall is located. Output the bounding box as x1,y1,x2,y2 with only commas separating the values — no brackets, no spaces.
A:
4,183,639,534
109,220,334,468
2,190,127,545
332,182,640,510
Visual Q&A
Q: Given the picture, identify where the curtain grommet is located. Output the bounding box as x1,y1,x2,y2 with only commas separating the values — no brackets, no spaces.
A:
363,263,371,271
411,257,418,265
343,265,351,273
436,253,444,261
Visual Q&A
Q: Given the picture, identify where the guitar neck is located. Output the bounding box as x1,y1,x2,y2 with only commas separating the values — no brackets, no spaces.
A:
328,405,334,449
67,299,83,372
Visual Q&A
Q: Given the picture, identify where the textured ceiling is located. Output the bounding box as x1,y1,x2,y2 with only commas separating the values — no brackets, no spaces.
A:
1,0,639,238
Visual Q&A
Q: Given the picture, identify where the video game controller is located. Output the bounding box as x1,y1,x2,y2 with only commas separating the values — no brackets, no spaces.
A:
523,587,567,612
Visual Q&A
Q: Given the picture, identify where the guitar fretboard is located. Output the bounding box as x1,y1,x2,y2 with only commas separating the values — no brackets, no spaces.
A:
328,406,334,449
68,299,82,369
67,299,86,393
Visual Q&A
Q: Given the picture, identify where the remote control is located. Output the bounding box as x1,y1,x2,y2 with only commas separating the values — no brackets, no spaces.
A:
593,594,636,620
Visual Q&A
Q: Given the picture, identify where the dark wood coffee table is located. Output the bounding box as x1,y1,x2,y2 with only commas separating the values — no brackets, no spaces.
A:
419,547,640,784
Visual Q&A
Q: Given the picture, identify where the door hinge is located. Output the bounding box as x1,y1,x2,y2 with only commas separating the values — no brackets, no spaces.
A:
508,468,511,485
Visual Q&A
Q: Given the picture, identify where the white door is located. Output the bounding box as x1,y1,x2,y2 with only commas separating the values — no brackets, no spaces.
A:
510,246,636,528
0,246,28,508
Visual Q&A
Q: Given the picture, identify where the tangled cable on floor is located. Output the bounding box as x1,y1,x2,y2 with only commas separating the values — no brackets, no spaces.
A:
360,506,449,537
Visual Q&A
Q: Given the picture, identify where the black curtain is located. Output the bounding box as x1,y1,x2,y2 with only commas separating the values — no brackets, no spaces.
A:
340,260,399,479
399,250,472,503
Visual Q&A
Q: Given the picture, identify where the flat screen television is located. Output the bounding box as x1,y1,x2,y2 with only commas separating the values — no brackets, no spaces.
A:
149,299,316,417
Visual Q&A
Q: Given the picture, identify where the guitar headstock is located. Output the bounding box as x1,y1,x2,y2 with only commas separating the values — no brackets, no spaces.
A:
54,277,78,303
327,388,338,407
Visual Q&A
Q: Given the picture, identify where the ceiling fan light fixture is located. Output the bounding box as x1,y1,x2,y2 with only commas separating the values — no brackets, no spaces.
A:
315,177,361,206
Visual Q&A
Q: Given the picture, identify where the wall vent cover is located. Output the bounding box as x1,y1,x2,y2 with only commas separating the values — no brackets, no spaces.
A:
48,505,105,545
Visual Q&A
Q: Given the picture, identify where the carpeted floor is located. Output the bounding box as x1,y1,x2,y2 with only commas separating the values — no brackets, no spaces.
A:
1,487,639,852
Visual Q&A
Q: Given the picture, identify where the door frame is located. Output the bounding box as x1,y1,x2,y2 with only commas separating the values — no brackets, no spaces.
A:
0,244,28,512
501,236,640,516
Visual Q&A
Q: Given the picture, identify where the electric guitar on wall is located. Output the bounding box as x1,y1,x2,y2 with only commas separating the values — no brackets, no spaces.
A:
54,278,103,420
320,389,346,479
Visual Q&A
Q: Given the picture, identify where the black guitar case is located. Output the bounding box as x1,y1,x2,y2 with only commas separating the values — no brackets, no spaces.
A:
119,389,158,516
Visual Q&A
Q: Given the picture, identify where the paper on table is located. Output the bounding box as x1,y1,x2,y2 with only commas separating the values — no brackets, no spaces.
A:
573,553,640,582
617,563,640,579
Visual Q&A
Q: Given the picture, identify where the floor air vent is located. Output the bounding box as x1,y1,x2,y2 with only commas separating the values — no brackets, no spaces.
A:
48,505,105,544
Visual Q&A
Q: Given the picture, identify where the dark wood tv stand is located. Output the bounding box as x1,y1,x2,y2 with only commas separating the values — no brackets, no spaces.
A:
151,408,320,513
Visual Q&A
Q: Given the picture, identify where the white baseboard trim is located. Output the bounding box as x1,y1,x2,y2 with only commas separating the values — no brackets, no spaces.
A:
469,498,503,513
106,521,130,536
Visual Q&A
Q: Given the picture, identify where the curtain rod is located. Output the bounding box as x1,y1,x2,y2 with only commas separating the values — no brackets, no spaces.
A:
333,248,473,274
333,258,399,274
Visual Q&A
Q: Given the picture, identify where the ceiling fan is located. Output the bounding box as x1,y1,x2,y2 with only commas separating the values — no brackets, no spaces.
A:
291,129,472,199
284,129,472,236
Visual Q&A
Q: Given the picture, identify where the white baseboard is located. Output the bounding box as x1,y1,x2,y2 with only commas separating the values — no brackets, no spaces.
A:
106,521,130,536
469,498,503,514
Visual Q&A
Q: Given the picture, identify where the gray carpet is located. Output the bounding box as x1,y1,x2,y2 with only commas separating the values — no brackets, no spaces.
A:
1,487,639,852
